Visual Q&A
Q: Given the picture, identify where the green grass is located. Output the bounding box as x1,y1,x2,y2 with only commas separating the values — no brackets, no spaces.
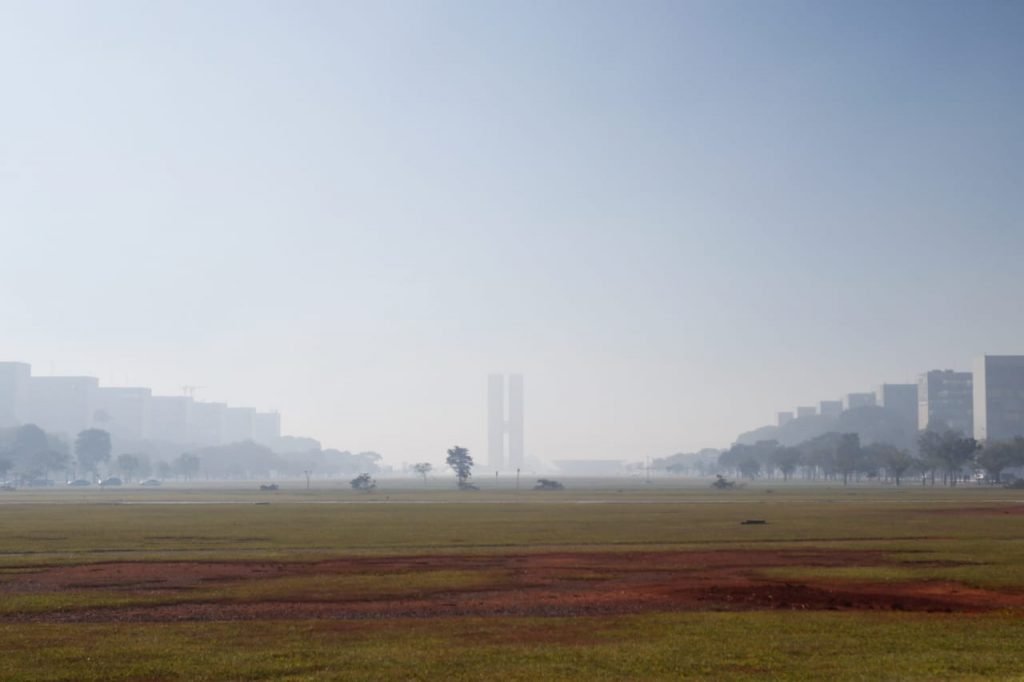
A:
2,613,1024,681
2,484,1024,679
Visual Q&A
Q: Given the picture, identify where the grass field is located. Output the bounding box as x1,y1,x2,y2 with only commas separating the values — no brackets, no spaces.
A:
1,481,1023,680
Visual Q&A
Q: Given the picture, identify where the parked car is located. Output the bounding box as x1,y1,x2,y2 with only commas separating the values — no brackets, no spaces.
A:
100,477,123,487
141,479,162,487
67,479,92,487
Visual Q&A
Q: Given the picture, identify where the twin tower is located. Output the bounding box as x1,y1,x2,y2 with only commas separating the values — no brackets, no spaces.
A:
487,374,524,471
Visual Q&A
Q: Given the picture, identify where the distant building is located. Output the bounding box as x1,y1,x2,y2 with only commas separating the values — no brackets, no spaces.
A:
973,355,1024,442
843,393,877,410
819,400,843,418
796,406,817,418
93,387,152,444
252,411,282,446
22,376,99,439
150,396,194,443
918,369,973,435
191,402,227,447
777,411,794,426
487,374,525,470
554,460,625,476
223,407,255,443
876,383,918,434
0,361,30,428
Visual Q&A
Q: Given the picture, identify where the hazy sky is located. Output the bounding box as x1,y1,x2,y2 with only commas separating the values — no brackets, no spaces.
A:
2,0,1022,464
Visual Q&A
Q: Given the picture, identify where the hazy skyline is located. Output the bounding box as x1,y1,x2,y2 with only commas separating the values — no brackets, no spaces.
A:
2,1,1022,463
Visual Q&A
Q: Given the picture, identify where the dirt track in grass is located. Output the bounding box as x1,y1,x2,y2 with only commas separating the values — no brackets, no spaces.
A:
3,548,1022,623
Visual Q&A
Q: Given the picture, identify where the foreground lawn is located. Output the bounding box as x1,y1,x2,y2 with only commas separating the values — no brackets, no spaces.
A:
1,484,1023,679
2,612,1023,681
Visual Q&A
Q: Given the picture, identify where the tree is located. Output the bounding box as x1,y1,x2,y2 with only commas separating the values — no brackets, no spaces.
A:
974,438,1024,483
173,453,200,481
412,462,433,483
0,459,11,480
446,446,473,487
116,454,142,483
835,433,862,486
772,447,801,481
9,424,48,475
36,450,71,480
738,456,761,480
74,429,112,480
349,473,376,491
865,443,916,486
921,430,979,486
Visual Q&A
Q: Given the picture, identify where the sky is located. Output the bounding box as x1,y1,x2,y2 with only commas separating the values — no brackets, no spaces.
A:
1,0,1022,465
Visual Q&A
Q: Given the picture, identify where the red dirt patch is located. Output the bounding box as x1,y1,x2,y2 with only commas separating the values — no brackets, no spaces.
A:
2,549,1021,623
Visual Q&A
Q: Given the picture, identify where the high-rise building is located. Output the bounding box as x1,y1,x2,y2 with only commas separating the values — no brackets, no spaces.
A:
843,393,877,410
973,355,1024,442
777,411,794,426
223,407,255,443
0,361,30,428
877,383,918,434
22,376,99,439
191,402,227,447
918,369,973,435
796,406,817,418
150,396,194,443
253,411,282,446
508,374,524,469
487,374,505,470
487,373,524,470
93,387,152,444
819,400,843,418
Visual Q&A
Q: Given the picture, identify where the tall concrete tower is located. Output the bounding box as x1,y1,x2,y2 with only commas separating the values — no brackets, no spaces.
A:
487,374,505,469
507,374,524,469
487,373,524,470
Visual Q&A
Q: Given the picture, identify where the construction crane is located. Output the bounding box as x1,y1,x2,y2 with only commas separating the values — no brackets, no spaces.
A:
181,385,204,399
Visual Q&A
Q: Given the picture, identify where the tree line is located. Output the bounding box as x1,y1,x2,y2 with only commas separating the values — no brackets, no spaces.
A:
715,429,1024,486
0,425,203,484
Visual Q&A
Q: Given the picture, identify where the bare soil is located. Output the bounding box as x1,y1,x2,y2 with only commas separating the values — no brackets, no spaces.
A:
3,548,1021,623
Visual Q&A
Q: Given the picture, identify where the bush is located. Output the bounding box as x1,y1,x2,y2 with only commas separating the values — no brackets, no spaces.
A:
350,473,376,491
534,479,565,490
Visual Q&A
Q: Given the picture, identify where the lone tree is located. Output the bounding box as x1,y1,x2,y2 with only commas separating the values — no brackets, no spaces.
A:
446,446,473,488
116,453,142,483
412,462,433,483
75,429,112,480
173,452,200,481
350,473,376,491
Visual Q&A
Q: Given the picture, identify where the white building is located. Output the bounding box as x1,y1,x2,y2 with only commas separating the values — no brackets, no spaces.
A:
0,362,31,428
93,387,152,445
191,402,227,447
252,411,282,446
223,407,255,443
22,376,99,440
150,396,194,443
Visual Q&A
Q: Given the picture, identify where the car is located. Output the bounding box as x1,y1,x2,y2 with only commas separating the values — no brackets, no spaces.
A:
141,479,162,487
67,479,92,487
100,477,123,487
